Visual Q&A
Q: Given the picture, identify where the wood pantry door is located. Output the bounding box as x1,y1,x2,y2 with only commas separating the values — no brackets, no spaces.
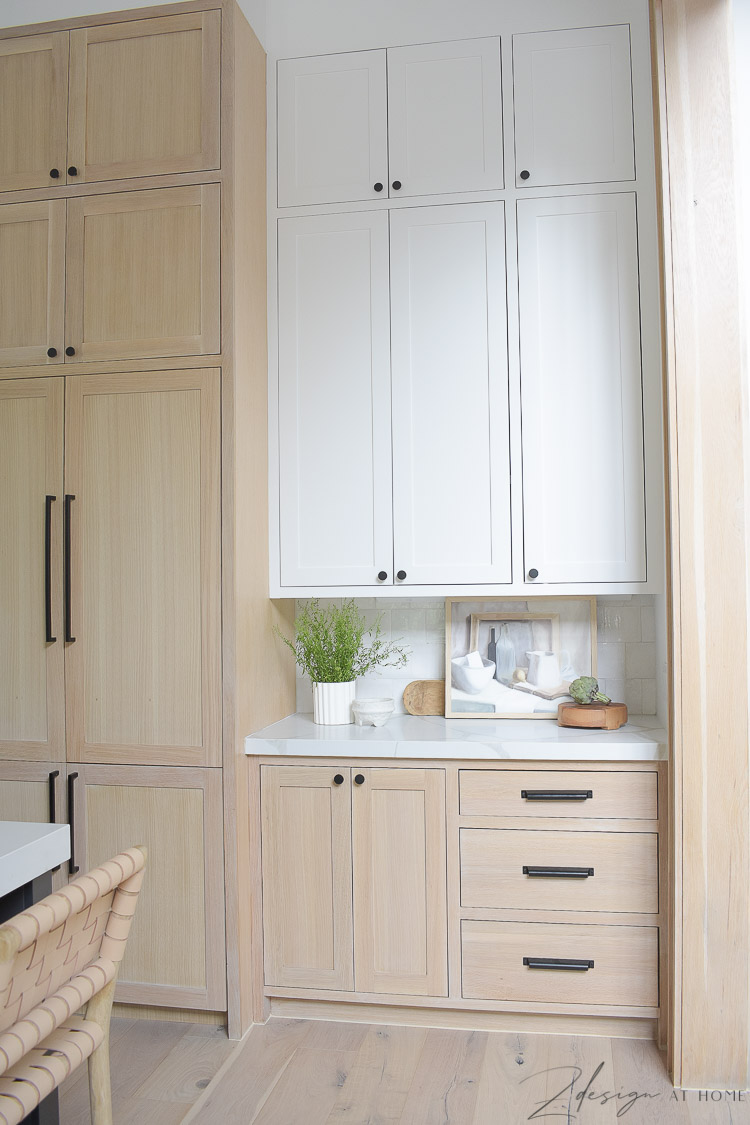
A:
0,32,69,193
64,370,221,767
0,200,65,369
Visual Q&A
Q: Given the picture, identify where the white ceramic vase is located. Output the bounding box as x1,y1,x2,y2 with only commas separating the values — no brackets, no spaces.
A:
312,680,355,725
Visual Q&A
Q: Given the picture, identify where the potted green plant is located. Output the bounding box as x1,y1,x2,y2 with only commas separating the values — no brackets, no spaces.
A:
275,599,410,724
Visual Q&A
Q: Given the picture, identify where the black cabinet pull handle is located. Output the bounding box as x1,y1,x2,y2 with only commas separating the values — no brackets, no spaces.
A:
64,494,75,643
523,865,594,878
67,772,80,874
520,170,531,180
47,347,57,358
333,774,344,785
48,770,59,825
67,166,78,177
521,790,593,801
45,496,56,643
377,571,388,581
392,180,402,190
65,346,76,357
523,957,594,971
354,773,365,785
373,182,383,192
49,168,60,179
528,568,539,579
396,570,407,581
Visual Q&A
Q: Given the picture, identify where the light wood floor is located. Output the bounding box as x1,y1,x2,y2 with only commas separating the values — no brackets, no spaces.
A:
60,1016,750,1124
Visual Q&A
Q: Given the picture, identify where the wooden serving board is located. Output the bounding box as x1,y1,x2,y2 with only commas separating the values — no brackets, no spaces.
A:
403,680,445,716
557,701,628,730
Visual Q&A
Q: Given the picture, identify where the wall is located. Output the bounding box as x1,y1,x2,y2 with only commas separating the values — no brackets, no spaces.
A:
294,595,663,718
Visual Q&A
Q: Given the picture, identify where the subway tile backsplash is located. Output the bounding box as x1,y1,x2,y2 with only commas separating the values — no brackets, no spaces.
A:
294,596,662,717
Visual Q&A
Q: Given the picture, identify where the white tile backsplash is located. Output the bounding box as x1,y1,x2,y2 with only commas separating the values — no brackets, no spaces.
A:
294,595,660,716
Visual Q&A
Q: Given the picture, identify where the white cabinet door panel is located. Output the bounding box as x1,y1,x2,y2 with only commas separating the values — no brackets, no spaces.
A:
513,26,635,187
277,51,388,207
278,212,393,586
390,204,511,585
387,38,503,198
518,193,646,584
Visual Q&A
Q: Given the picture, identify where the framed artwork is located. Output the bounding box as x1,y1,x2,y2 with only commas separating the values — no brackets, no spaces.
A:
445,597,597,719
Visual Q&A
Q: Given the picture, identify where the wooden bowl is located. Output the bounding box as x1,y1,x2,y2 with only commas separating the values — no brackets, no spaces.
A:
557,701,628,730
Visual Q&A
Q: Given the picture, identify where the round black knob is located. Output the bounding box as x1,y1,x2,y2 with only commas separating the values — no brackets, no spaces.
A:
520,170,531,181
392,180,402,190
528,568,539,580
354,773,365,786
396,570,406,581
373,182,383,192
67,166,78,177
47,347,57,358
377,571,388,582
65,346,76,357
49,168,60,179
333,774,344,786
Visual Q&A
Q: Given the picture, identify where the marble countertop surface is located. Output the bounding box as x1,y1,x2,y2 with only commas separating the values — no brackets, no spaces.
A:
245,713,668,762
0,821,70,898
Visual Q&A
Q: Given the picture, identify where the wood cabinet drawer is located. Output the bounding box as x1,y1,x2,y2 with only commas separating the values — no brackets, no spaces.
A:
459,770,657,820
460,829,658,914
461,920,658,1007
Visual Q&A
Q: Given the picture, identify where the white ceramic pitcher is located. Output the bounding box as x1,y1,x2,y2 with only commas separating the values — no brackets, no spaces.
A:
526,650,570,690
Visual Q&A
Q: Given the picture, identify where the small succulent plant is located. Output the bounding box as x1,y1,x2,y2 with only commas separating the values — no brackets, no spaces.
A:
569,676,611,705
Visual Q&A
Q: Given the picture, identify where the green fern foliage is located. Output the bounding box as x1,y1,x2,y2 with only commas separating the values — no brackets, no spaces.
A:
274,599,410,683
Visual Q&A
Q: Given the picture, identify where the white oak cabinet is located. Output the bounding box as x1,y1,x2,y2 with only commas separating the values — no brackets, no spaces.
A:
513,25,635,188
0,761,68,890
0,33,69,193
517,193,647,584
0,201,65,369
277,38,503,206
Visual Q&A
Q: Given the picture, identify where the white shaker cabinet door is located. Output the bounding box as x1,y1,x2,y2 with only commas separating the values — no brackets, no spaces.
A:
517,193,646,584
513,26,635,187
387,38,503,198
277,51,388,207
278,211,393,586
390,203,511,586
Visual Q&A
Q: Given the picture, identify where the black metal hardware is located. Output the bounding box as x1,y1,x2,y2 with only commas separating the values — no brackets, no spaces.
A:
523,957,594,971
528,568,539,579
67,772,79,874
333,774,344,785
392,180,402,190
67,166,78,177
47,347,57,358
374,182,383,192
45,495,56,643
48,770,59,824
521,789,593,801
523,865,594,878
354,773,365,785
64,494,75,643
49,168,60,179
520,170,531,180
377,571,388,581
65,346,76,357
396,570,407,581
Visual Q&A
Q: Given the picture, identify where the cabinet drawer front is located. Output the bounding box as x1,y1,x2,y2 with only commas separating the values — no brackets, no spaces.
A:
459,770,657,820
460,829,658,914
461,920,658,1007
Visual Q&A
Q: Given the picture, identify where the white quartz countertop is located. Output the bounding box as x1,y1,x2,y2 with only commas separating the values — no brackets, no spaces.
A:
0,822,70,898
245,713,667,762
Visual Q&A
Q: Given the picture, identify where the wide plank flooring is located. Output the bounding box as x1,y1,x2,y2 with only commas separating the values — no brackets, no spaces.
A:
59,1016,750,1124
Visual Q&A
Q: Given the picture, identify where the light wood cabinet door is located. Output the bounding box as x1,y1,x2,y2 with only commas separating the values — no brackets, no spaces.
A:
387,38,503,197
0,200,65,369
67,12,220,184
278,211,393,586
64,370,221,767
390,203,511,585
261,765,354,991
277,50,388,207
513,26,635,188
517,193,646,583
0,379,65,763
352,767,447,996
0,761,67,890
70,764,226,1010
65,185,220,363
0,33,69,193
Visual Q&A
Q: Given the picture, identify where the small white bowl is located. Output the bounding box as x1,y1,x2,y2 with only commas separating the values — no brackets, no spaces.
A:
352,698,395,727
451,655,496,695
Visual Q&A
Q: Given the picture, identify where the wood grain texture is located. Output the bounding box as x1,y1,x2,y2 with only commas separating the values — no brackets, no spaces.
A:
0,200,65,368
402,680,445,716
557,702,628,730
0,32,68,193
458,768,658,820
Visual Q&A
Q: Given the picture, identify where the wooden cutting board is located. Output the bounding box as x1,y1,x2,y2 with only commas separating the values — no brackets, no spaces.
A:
403,680,445,716
557,701,628,730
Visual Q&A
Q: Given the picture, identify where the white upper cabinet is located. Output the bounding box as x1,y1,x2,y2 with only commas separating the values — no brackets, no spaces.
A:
387,39,503,198
517,193,646,584
513,26,635,187
277,211,393,586
277,51,388,207
390,204,511,585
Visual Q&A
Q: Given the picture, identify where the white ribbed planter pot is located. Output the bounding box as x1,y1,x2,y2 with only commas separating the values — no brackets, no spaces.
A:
312,680,355,725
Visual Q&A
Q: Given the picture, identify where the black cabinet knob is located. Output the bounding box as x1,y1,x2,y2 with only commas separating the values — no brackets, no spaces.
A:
373,182,383,192
333,773,344,785
65,346,76,357
354,773,365,786
47,347,57,358
377,570,388,581
520,170,531,181
49,168,60,179
67,166,78,177
396,570,406,581
392,180,402,190
528,568,539,580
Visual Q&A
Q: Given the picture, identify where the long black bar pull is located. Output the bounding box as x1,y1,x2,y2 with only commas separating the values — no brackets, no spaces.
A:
68,772,80,875
523,865,594,878
521,790,593,801
523,957,594,971
49,770,61,872
64,494,75,643
45,496,56,642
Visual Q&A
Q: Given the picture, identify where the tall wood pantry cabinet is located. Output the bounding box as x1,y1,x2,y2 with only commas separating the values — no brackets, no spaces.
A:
0,1,296,1036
